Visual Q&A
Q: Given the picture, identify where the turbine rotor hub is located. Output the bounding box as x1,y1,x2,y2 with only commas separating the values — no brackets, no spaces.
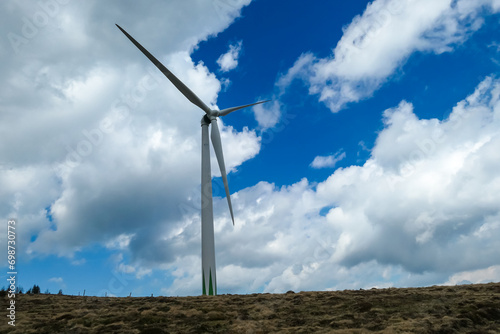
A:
201,111,220,126
201,114,211,126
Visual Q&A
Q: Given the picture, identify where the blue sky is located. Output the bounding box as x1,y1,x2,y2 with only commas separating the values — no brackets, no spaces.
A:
1,0,500,297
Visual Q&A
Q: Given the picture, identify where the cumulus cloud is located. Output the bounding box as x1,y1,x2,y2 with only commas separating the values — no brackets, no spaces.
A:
315,77,500,275
252,99,282,129
26,51,229,257
0,1,256,265
49,277,64,283
163,76,500,294
280,0,500,112
2,0,500,296
445,265,500,285
310,151,346,169
49,277,66,289
217,41,243,72
217,120,261,175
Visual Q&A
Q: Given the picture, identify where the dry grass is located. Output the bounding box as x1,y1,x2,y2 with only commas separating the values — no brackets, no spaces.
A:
2,282,500,333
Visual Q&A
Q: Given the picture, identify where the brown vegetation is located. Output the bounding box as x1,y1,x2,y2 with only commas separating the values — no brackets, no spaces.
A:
2,282,500,333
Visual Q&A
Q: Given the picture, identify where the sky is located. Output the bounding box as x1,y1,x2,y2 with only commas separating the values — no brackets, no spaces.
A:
1,0,500,297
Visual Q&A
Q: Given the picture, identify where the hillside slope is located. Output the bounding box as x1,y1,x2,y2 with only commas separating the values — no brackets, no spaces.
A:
2,282,500,333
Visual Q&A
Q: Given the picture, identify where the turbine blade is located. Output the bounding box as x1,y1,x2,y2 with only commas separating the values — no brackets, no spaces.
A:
210,119,235,225
218,100,271,117
116,24,211,114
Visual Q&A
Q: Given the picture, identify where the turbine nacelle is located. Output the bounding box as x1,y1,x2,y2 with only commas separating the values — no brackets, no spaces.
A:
203,111,222,121
202,100,272,122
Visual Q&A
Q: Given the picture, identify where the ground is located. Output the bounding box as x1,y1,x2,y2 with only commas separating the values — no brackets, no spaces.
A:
2,282,500,333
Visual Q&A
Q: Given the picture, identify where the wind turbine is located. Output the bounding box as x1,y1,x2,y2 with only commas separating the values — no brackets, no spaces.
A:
116,24,269,295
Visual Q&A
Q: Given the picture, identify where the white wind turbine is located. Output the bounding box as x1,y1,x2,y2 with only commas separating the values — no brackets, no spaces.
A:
116,24,269,295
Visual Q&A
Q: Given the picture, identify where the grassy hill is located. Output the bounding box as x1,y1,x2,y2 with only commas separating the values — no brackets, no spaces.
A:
2,282,499,333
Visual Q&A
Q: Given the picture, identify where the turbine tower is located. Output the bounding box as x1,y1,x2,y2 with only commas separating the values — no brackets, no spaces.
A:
116,24,269,295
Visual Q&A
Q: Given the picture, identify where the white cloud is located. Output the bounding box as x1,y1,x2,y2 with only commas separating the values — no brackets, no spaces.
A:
49,277,64,283
217,120,261,175
2,0,500,296
163,76,500,294
118,263,136,274
106,234,134,250
24,74,495,296
252,99,282,129
445,265,500,285
0,1,257,265
71,259,86,266
217,41,243,72
48,277,67,289
317,76,500,274
280,0,500,112
310,151,346,169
